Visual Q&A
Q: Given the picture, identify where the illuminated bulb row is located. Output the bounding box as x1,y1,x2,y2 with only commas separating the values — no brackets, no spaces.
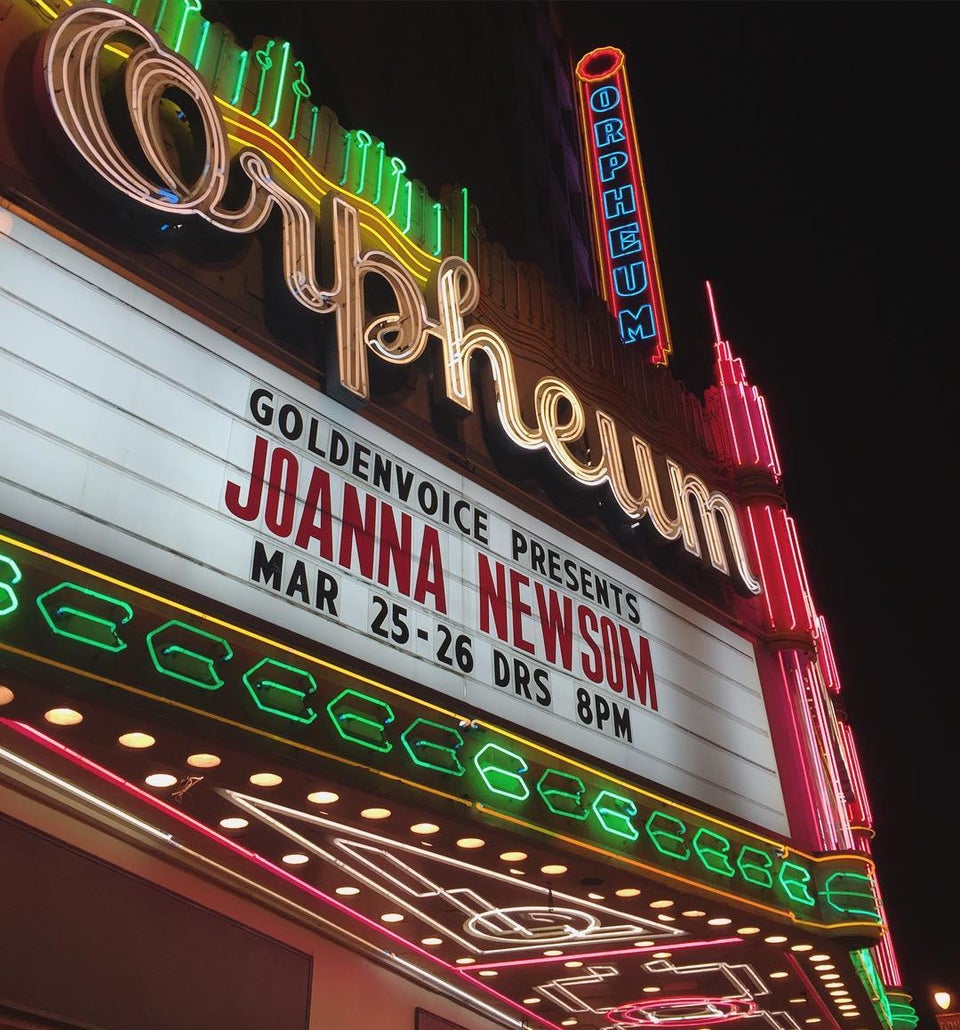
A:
40,707,298,786
38,708,223,785
34,702,857,1010
577,890,790,942
789,950,858,1020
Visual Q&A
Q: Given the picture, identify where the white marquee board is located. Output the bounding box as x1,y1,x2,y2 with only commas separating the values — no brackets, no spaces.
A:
0,209,788,833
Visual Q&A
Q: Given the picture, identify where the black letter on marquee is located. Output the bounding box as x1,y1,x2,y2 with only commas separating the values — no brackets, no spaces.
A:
251,541,284,591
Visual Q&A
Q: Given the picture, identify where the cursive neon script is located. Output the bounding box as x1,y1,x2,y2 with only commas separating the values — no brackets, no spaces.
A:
39,4,761,595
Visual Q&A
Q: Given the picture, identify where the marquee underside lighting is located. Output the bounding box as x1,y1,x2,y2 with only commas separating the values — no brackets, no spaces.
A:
0,712,885,1030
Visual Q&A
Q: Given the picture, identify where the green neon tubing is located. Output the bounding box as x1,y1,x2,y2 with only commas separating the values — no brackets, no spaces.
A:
36,583,132,652
194,20,210,69
473,742,529,801
387,156,406,218
736,845,774,889
268,41,291,129
537,769,588,820
432,202,443,257
852,949,893,1026
777,859,816,907
692,827,736,877
173,0,201,54
145,619,232,690
308,106,320,157
0,554,22,616
229,50,249,107
889,1001,920,1029
152,0,168,33
645,810,690,860
400,718,465,775
326,688,394,753
372,142,386,204
355,131,373,195
250,40,275,118
242,658,318,725
402,180,412,234
592,789,639,841
822,871,880,920
289,60,310,141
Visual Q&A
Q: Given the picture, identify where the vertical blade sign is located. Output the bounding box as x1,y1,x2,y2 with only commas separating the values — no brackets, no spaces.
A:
574,47,672,364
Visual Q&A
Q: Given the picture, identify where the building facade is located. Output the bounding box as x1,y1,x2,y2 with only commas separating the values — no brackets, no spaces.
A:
0,2,917,1028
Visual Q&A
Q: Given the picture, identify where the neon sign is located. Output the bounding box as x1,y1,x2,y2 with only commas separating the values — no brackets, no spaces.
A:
575,47,671,363
0,531,881,936
34,4,756,595
0,209,785,830
222,789,685,954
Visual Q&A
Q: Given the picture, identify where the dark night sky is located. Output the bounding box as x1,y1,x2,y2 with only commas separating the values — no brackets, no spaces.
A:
219,2,956,1020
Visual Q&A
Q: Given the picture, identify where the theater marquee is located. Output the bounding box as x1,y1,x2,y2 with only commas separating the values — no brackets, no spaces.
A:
0,208,787,833
0,4,905,1026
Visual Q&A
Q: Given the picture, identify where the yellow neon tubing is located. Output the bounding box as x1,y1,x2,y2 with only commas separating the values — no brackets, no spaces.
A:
220,104,437,282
